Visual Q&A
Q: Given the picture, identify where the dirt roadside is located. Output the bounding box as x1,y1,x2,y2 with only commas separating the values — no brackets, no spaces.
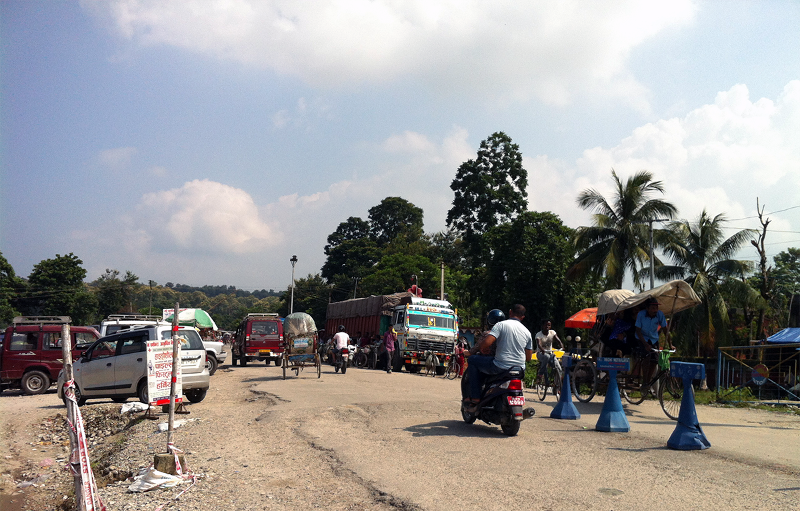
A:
1,358,799,511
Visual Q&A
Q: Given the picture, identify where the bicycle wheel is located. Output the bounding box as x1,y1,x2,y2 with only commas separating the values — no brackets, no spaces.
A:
536,372,548,401
551,365,562,401
354,352,367,368
658,374,684,420
620,371,647,405
445,359,459,380
571,359,598,403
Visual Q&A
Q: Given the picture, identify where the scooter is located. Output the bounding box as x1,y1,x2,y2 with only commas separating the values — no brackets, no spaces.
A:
334,347,349,374
461,364,535,436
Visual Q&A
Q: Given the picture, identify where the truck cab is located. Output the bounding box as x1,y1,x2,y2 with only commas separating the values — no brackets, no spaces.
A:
392,297,458,373
1,316,100,395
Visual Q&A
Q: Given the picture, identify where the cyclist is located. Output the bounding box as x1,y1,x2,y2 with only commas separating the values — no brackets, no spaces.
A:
634,297,672,388
535,319,564,386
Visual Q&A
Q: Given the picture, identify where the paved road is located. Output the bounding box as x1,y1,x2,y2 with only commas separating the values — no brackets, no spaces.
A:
2,358,799,511
234,360,799,511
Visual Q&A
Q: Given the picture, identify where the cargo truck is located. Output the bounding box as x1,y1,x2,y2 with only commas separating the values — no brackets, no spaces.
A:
325,293,458,373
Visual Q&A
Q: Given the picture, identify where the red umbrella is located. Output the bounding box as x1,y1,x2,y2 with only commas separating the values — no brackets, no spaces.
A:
565,308,597,329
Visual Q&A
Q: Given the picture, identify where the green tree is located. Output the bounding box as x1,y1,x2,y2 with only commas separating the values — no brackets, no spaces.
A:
92,269,140,318
368,197,424,246
447,132,528,263
359,253,439,297
24,253,98,324
278,274,332,328
483,212,575,331
655,210,755,355
0,252,24,326
569,169,677,289
321,217,379,289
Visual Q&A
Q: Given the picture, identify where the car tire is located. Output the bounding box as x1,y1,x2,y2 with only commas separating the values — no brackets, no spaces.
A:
21,370,50,395
137,380,149,405
74,384,87,406
185,388,207,403
206,353,218,376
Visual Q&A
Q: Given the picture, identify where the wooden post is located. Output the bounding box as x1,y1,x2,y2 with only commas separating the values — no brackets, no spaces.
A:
60,320,82,509
167,302,179,451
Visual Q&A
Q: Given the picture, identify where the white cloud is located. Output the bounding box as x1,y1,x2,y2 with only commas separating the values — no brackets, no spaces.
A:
533,81,800,232
81,0,696,108
128,179,281,254
96,146,137,170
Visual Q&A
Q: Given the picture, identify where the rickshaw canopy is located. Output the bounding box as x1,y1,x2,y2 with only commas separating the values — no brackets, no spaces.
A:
616,280,701,316
597,290,636,315
284,312,317,337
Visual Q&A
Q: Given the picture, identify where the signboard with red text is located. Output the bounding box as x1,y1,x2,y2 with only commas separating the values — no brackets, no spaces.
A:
146,338,182,405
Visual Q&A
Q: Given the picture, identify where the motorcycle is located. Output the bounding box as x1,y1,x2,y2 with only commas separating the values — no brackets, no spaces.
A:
460,363,535,436
334,347,349,374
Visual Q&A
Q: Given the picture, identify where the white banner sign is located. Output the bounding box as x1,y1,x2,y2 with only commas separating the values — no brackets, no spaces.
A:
146,338,182,406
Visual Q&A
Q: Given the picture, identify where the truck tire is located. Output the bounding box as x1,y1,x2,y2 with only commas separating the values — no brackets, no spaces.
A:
240,355,248,367
231,354,238,366
274,359,281,366
435,366,445,376
21,370,50,395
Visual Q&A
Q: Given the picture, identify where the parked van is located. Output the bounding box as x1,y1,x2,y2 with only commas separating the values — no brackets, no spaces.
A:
61,324,209,406
232,313,284,366
1,316,100,395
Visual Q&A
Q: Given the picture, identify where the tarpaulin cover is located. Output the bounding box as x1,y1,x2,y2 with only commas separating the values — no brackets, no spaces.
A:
766,328,800,344
597,290,636,315
326,292,413,319
164,309,218,330
565,308,597,328
616,280,701,315
284,312,317,337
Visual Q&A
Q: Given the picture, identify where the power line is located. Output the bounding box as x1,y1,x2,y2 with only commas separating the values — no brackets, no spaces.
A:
726,205,800,221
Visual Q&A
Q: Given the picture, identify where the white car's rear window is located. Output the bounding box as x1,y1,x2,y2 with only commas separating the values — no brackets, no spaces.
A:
159,329,204,351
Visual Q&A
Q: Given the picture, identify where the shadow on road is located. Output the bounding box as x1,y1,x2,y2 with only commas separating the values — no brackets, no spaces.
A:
404,419,521,438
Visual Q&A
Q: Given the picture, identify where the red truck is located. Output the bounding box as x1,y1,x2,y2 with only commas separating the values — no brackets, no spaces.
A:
0,316,100,395
231,313,285,366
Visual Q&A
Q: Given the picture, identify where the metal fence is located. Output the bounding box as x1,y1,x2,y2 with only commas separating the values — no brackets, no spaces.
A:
716,342,800,403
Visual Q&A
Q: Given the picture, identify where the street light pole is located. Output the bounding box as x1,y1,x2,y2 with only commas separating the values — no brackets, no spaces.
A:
647,219,668,289
290,255,298,314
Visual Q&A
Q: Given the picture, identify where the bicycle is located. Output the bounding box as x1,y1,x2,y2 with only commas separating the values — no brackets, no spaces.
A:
353,345,368,368
535,350,563,401
444,354,461,380
617,348,682,420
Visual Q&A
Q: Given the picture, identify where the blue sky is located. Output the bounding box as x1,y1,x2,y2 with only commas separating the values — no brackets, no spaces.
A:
2,0,799,292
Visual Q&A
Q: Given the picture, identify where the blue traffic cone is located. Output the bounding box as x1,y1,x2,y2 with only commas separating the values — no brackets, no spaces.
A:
596,370,630,432
551,356,580,420
667,362,710,450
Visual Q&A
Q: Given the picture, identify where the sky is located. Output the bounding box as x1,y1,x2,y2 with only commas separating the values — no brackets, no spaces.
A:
2,0,799,293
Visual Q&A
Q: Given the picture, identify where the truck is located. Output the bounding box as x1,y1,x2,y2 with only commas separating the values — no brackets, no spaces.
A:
325,293,458,373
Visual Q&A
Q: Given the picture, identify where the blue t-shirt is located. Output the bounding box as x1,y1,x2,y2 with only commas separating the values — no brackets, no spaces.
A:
635,310,667,345
488,319,534,370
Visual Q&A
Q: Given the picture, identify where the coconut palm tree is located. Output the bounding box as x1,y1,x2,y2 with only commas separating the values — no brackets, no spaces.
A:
654,210,755,355
568,169,677,289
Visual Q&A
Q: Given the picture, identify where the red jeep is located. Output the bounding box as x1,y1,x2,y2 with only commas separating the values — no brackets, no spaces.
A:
0,316,100,395
231,313,284,366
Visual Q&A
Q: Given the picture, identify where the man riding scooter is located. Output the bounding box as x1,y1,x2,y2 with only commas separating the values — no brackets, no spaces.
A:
463,304,534,412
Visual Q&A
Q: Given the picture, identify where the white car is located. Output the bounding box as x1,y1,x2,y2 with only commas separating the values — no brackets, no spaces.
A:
60,325,209,406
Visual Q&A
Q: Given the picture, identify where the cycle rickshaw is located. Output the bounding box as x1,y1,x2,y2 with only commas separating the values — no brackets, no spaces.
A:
568,280,702,420
282,312,321,379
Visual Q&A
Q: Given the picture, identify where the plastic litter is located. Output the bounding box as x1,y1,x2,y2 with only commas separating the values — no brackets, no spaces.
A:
156,418,199,432
121,402,150,414
128,467,184,493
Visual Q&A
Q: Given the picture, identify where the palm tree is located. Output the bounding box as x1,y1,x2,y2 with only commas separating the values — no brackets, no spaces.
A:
568,169,677,289
655,210,755,355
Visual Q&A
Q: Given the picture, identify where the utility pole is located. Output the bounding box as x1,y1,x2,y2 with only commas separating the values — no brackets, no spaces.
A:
290,255,298,314
635,218,668,289
440,261,445,300
352,276,360,299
